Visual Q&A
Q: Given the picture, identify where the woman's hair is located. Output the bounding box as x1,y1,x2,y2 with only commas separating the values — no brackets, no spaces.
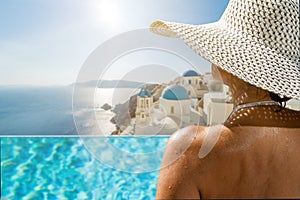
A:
269,92,291,112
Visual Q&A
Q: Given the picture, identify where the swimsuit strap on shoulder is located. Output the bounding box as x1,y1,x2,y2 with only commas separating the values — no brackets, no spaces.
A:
225,101,278,125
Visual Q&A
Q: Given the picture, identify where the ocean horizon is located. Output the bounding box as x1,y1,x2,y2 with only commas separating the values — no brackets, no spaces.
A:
0,86,134,135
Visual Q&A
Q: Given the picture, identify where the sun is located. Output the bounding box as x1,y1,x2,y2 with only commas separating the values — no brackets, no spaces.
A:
98,0,120,28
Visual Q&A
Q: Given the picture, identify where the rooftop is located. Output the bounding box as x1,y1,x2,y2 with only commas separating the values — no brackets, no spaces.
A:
162,85,189,100
183,70,199,77
138,88,152,97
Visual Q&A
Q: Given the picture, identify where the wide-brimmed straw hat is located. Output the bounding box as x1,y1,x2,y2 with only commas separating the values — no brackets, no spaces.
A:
150,0,300,100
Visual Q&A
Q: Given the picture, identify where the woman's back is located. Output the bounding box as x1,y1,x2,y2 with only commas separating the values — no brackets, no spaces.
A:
156,108,300,199
198,126,300,198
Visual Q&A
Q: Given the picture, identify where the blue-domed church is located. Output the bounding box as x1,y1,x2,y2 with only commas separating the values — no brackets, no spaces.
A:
159,85,191,127
135,88,153,124
180,70,206,99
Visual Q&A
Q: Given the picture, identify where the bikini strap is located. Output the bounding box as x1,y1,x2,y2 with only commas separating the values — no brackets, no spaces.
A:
224,101,279,125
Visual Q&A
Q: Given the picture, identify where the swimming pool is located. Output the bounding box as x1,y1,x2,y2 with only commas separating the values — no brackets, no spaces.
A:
1,136,169,200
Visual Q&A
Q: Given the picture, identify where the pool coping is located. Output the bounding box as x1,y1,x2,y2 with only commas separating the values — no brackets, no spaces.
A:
0,135,170,138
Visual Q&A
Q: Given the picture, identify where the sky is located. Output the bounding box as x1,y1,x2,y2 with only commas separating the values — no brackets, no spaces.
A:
0,0,229,86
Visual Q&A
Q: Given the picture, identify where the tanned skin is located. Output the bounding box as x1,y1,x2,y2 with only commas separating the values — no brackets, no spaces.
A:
156,65,300,199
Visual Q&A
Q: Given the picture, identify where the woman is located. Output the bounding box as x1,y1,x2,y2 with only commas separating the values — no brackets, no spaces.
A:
150,0,300,198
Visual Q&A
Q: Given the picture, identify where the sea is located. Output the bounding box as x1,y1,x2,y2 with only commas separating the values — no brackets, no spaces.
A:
0,86,134,135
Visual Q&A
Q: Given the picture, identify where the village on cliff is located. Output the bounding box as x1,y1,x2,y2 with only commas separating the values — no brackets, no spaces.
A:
107,70,234,135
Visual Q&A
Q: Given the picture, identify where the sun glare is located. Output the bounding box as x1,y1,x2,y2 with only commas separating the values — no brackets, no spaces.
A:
98,0,120,28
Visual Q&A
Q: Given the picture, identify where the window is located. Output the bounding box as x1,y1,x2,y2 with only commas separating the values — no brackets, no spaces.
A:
170,106,174,114
146,99,149,107
188,80,192,84
196,80,198,84
142,114,145,118
141,99,144,108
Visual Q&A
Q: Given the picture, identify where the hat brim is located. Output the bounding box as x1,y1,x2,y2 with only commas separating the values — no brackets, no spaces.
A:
150,20,300,100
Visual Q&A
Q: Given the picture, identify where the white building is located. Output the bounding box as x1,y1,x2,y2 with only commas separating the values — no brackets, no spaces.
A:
159,85,191,127
135,88,153,125
134,72,234,134
135,87,180,135
179,70,203,99
202,80,233,125
202,72,213,85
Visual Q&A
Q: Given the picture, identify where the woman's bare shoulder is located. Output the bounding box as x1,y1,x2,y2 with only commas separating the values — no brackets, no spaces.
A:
168,125,232,151
156,125,232,199
163,125,233,167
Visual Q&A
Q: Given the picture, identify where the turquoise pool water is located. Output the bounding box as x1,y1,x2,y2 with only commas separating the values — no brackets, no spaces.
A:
1,136,169,200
